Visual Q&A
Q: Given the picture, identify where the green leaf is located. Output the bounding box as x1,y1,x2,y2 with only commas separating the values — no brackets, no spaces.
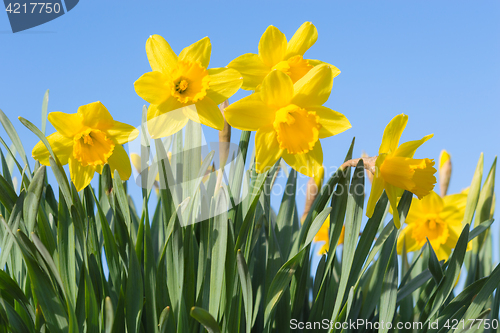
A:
236,250,253,333
331,160,365,322
41,90,49,135
209,188,228,318
0,174,18,213
158,306,171,333
0,192,24,269
427,239,444,284
190,307,221,333
423,224,469,324
126,243,144,333
112,170,131,228
23,165,45,233
456,263,500,332
1,109,31,176
378,236,399,333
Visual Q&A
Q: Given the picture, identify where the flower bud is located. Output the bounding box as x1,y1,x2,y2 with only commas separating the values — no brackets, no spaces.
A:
219,100,231,170
439,150,452,196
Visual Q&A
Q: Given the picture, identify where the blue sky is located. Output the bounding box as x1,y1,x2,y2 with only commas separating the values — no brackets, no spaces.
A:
1,1,498,257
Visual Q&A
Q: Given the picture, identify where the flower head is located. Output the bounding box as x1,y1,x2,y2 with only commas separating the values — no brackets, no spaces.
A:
397,190,469,261
366,114,437,228
228,22,340,90
32,102,139,191
134,35,242,138
314,216,345,255
224,65,351,177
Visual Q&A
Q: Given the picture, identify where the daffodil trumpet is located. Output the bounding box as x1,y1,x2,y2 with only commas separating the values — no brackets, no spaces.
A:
225,64,351,177
32,101,139,192
366,114,437,229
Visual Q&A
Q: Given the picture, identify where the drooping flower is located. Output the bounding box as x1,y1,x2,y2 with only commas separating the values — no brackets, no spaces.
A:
228,22,340,90
314,216,345,255
224,65,351,177
397,190,469,261
134,35,242,138
32,102,139,191
366,114,437,228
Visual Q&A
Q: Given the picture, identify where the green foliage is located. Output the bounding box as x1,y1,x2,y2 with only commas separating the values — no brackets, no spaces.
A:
0,94,497,333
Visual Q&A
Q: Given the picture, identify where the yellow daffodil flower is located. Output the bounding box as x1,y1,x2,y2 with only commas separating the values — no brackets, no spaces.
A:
134,35,243,138
314,216,345,255
32,102,139,192
224,65,351,177
366,114,437,228
228,22,340,90
397,190,469,261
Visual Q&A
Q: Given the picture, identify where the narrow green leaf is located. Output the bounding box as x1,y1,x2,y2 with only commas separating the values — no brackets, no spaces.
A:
1,110,31,176
190,307,221,333
209,188,228,318
331,160,365,322
41,90,49,135
378,237,399,333
237,250,253,333
23,165,45,233
126,244,144,333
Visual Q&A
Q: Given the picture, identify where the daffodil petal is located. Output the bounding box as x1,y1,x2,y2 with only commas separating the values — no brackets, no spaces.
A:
442,192,468,212
395,134,433,158
397,225,423,254
405,198,424,225
184,98,224,131
146,34,178,74
156,95,186,115
32,132,73,166
366,171,385,218
435,246,452,262
307,106,351,138
379,114,408,155
107,144,132,181
130,153,141,174
147,104,189,138
206,68,243,105
179,37,211,69
307,59,341,78
255,125,283,173
134,71,170,105
282,142,323,177
260,70,294,109
420,191,444,215
258,25,287,67
107,121,139,144
285,22,318,58
385,183,402,228
224,94,275,131
77,102,115,131
69,156,95,192
227,53,270,90
47,112,83,138
291,64,333,108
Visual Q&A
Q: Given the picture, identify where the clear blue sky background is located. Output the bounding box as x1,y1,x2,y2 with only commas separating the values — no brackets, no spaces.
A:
1,1,498,259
